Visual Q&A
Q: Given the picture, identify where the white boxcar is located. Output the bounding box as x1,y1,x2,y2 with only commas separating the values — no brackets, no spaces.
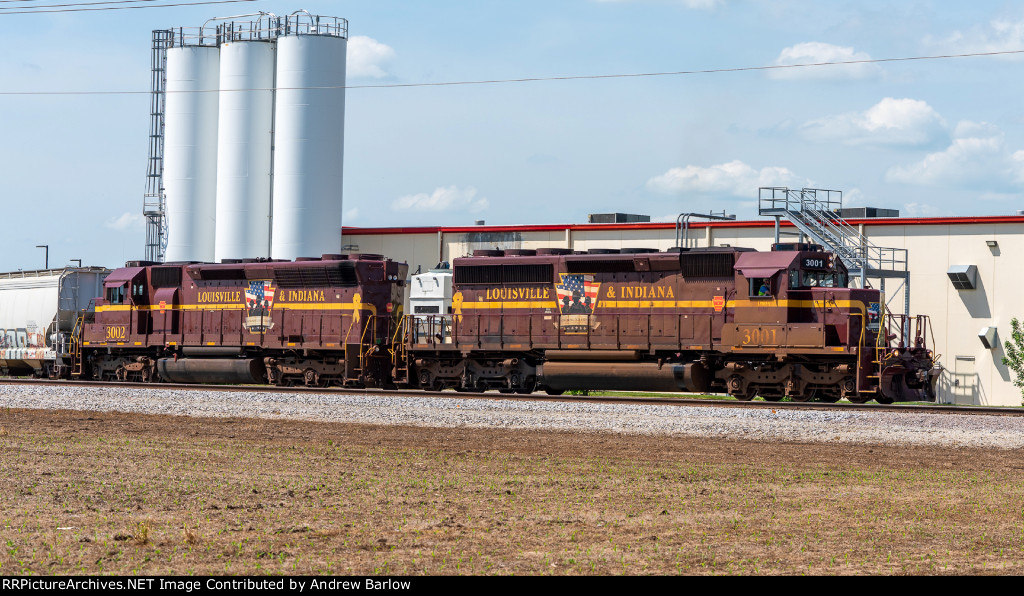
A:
0,267,109,376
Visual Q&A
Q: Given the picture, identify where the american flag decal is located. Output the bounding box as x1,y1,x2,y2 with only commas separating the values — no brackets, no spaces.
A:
245,280,275,310
556,274,600,315
243,280,276,333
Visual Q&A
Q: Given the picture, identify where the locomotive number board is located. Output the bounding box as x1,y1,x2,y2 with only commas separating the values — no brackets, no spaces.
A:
801,257,829,270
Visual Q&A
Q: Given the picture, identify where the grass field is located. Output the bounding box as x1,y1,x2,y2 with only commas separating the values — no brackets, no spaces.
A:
2,407,1024,575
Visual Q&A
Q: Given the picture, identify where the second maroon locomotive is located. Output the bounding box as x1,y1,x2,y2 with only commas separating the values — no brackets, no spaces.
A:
403,243,938,403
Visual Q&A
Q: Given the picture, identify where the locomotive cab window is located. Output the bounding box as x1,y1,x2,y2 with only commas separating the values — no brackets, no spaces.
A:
750,278,772,298
105,284,126,305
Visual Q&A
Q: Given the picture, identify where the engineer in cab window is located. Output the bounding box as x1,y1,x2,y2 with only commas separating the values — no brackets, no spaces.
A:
758,281,770,296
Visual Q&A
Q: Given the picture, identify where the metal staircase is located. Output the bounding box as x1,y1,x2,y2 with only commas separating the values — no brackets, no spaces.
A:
759,187,910,316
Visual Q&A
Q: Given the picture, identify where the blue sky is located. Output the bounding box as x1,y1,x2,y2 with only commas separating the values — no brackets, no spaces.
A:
3,0,1024,271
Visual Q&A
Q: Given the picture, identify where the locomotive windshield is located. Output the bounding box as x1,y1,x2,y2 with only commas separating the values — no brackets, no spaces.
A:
788,269,848,289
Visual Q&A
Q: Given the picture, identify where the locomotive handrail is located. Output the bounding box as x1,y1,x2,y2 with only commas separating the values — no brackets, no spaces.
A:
358,314,376,375
70,314,84,377
388,314,409,368
851,312,865,394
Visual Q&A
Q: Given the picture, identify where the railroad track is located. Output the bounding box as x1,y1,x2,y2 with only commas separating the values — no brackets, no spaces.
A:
2,377,1021,417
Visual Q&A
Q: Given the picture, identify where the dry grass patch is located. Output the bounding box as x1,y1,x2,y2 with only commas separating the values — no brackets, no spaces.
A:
1,408,1023,575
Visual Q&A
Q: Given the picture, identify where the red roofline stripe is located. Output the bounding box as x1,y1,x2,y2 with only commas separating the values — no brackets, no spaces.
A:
342,215,1024,236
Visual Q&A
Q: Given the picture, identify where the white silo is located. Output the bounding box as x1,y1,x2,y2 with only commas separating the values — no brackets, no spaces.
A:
271,21,347,260
214,39,276,261
163,43,220,263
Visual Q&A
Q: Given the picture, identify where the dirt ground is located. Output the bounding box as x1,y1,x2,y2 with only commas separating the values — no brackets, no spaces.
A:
2,407,1024,575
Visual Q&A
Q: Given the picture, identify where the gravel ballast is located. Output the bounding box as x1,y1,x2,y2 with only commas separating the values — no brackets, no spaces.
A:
2,384,1023,449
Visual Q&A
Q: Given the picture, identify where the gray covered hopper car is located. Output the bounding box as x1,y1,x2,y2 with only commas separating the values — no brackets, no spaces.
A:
0,267,109,377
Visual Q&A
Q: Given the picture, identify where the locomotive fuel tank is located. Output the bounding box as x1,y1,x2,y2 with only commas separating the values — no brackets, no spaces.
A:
156,357,266,384
538,361,712,393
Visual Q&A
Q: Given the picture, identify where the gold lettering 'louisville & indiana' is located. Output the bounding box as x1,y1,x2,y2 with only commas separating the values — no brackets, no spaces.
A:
197,291,241,303
618,285,675,299
285,289,326,302
484,287,552,301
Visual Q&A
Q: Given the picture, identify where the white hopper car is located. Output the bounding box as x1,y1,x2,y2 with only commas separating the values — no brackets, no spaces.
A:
0,267,109,377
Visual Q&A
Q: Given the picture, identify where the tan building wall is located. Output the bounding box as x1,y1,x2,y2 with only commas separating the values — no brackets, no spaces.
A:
343,216,1024,406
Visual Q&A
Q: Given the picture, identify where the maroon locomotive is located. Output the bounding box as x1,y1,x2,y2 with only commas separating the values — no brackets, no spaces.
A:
401,244,938,403
80,254,407,387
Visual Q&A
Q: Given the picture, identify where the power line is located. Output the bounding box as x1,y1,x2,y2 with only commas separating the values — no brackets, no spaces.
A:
2,48,1023,96
0,0,213,9
0,0,259,14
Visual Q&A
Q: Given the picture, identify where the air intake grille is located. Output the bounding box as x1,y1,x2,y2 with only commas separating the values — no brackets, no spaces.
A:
680,253,735,278
275,263,358,288
455,264,553,285
151,267,182,288
194,268,246,281
566,260,634,273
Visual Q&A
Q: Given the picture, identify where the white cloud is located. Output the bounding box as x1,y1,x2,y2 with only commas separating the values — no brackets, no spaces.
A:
799,98,947,147
929,18,1024,60
105,212,144,231
392,186,489,213
768,42,882,80
843,188,867,207
646,160,811,197
347,36,396,79
902,202,946,217
886,122,1024,191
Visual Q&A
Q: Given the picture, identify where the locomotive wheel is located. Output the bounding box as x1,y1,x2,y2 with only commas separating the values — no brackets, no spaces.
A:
818,393,841,403
727,375,754,401
140,367,152,383
115,365,128,382
760,393,783,402
790,389,816,403
847,394,871,404
875,395,895,405
516,379,537,395
545,388,565,396
733,386,756,402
